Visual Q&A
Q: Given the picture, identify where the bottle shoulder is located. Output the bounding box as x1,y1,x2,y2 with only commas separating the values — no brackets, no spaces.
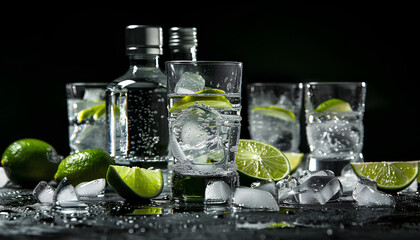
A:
108,67,166,89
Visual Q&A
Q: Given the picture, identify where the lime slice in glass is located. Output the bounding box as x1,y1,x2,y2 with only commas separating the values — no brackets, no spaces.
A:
251,106,296,122
236,139,290,185
350,161,419,191
283,152,304,173
106,165,163,201
77,102,106,122
313,98,352,112
169,89,232,113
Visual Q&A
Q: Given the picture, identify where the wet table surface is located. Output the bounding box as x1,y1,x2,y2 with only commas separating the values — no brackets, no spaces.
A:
1,185,420,240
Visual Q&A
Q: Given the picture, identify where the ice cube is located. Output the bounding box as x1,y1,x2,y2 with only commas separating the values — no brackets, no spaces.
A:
398,180,418,194
75,178,106,198
251,181,277,197
232,187,279,211
70,121,106,151
53,178,79,204
32,181,55,204
204,180,232,204
337,164,358,193
83,88,105,101
171,105,224,164
293,175,343,205
174,72,206,94
276,176,299,203
352,176,395,207
0,167,10,187
298,170,335,184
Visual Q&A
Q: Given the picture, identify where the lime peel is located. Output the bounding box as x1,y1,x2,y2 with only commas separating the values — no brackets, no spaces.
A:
251,106,296,122
313,98,352,113
77,102,106,122
169,89,232,113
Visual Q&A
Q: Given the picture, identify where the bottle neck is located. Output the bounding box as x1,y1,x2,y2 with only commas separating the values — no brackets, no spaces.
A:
169,46,197,61
128,54,160,68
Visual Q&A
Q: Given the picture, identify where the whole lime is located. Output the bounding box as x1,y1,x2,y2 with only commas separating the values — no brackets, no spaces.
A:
1,138,61,187
54,149,114,186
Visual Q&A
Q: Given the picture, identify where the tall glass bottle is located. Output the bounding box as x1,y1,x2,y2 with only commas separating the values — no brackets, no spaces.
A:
168,27,198,61
106,25,169,166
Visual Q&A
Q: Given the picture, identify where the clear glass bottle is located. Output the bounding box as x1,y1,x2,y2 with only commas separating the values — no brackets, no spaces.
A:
168,27,198,61
106,25,169,165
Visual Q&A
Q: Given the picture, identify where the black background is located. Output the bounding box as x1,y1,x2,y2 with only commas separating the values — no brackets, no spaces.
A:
1,4,418,162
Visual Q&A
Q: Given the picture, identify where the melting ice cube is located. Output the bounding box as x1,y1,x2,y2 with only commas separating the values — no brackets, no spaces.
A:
337,164,359,193
251,181,277,197
75,178,106,198
83,88,105,101
32,181,55,204
171,105,224,164
352,176,395,207
232,187,279,211
0,167,10,187
204,180,232,204
298,170,335,184
276,176,299,203
53,178,79,204
293,175,343,205
174,72,206,94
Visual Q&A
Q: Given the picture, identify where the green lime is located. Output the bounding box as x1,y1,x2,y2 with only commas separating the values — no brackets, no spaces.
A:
418,162,420,183
54,149,114,186
283,152,304,173
236,139,290,185
350,161,419,191
1,138,61,187
106,165,163,201
313,98,352,112
169,89,232,113
251,106,296,122
77,102,106,122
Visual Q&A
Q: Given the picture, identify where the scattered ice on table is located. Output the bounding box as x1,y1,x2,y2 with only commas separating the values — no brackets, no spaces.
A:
276,176,299,203
32,181,55,204
0,167,9,187
83,88,105,101
293,175,343,205
53,177,80,205
251,181,277,197
232,187,279,211
172,105,224,164
337,164,358,193
352,176,395,207
174,72,206,95
204,180,232,204
75,178,106,198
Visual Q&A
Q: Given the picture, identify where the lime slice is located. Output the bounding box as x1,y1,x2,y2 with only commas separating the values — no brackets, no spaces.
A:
236,139,291,184
350,161,419,191
169,89,232,113
313,98,352,112
283,152,304,173
106,165,163,201
77,102,106,122
251,106,296,122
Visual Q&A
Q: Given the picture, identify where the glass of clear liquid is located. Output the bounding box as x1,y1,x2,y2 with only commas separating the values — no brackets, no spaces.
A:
66,82,108,154
304,82,366,175
247,82,303,153
166,61,243,203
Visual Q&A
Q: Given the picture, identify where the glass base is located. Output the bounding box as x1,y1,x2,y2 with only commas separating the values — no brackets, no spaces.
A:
306,153,364,176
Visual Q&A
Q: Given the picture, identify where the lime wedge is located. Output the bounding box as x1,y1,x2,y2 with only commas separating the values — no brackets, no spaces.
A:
169,89,232,113
236,139,291,185
106,165,163,201
77,102,106,122
251,106,296,122
313,98,352,112
350,161,419,191
283,152,304,173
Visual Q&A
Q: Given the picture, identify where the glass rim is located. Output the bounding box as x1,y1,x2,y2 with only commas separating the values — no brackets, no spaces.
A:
306,81,366,86
248,82,303,87
165,60,243,66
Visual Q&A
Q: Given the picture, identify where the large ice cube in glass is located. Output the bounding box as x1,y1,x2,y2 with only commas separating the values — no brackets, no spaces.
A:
352,176,395,207
204,180,232,204
174,72,206,94
232,187,279,211
83,88,105,101
32,181,55,204
293,175,343,205
75,178,106,198
71,120,106,150
171,105,225,164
